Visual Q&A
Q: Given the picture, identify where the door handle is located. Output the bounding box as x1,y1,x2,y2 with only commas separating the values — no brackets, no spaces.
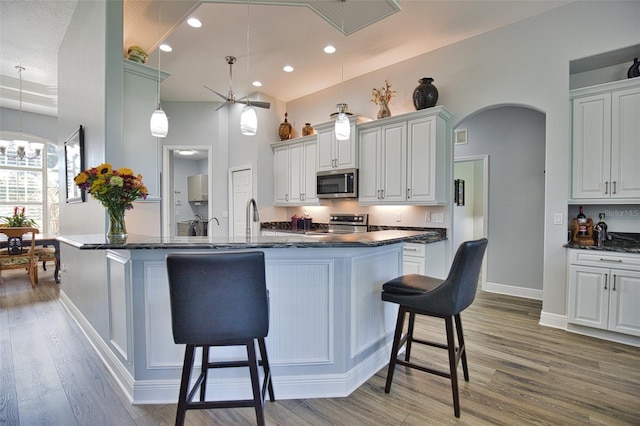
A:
612,274,616,291
604,273,608,290
604,181,609,194
407,188,410,199
613,181,617,194
381,189,384,199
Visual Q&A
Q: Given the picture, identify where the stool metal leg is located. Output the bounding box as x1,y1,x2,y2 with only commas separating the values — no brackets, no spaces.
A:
385,306,407,393
200,345,210,401
257,338,275,402
405,312,416,362
445,316,460,418
455,314,469,381
246,340,266,426
176,344,196,426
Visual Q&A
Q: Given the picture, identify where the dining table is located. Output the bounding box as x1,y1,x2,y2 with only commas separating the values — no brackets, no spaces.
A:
0,233,60,283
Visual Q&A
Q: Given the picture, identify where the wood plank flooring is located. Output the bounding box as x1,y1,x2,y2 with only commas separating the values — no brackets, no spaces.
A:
1,268,639,425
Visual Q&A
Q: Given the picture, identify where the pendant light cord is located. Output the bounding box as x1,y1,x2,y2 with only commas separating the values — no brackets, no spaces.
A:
246,0,251,106
157,7,162,108
340,0,345,103
16,65,25,135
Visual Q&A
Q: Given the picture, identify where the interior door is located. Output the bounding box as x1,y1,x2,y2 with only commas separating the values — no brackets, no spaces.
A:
231,167,252,237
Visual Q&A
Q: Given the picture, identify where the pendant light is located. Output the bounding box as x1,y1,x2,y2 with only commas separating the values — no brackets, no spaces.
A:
334,0,350,141
150,6,168,138
240,0,258,136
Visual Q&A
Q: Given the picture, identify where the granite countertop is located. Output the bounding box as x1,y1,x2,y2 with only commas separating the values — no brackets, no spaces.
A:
58,229,445,250
563,232,640,254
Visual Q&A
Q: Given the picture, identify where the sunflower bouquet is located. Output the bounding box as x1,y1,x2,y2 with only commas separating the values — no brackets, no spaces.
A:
74,163,148,211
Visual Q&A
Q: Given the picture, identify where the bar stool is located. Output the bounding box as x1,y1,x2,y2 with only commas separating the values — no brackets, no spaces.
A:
381,238,488,417
166,251,275,426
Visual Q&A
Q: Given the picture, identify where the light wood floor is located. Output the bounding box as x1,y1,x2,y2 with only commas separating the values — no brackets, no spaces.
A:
1,267,639,425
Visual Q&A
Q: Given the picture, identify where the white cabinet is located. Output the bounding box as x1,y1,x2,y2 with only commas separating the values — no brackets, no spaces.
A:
570,79,640,201
358,107,452,205
187,174,207,202
272,137,318,206
316,117,364,171
123,60,167,201
568,250,640,337
402,241,446,278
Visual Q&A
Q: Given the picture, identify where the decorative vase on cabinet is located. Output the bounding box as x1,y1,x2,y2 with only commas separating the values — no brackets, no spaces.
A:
628,58,640,79
412,77,439,110
377,101,391,119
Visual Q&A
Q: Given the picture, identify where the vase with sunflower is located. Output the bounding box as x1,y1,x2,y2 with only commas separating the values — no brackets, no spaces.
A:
371,79,396,119
74,163,148,243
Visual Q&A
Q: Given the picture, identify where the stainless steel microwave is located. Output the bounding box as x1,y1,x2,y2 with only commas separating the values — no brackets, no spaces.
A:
317,168,358,199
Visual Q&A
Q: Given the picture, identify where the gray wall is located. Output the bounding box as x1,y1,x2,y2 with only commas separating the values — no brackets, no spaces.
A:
0,107,57,141
455,106,545,291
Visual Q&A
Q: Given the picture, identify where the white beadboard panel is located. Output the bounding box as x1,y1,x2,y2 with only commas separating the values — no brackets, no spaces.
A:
144,261,185,369
266,259,334,365
351,249,401,358
107,253,131,363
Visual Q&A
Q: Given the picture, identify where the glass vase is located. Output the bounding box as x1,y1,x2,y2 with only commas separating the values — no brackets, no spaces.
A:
107,207,128,244
377,101,391,119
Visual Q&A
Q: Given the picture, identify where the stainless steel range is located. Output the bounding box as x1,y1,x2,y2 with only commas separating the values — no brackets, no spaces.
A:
328,213,369,234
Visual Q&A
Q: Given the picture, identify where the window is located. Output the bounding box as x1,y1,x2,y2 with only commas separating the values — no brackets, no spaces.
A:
0,132,59,234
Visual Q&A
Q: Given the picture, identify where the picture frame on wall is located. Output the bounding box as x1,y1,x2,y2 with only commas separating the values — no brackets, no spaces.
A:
454,179,465,206
65,125,85,203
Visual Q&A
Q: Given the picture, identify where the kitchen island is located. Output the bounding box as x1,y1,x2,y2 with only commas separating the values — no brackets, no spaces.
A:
58,230,445,404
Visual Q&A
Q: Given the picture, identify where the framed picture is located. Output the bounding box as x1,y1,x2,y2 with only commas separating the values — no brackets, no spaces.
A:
454,179,465,206
65,125,85,203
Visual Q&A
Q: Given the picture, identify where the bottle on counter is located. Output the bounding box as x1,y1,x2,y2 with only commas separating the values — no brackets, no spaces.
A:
291,214,299,230
577,205,587,236
594,212,608,247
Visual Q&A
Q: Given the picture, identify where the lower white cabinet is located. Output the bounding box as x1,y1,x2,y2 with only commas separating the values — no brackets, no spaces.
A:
402,241,446,279
568,250,640,337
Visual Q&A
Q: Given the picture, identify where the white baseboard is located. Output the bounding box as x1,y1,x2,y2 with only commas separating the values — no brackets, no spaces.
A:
539,310,567,329
482,281,543,300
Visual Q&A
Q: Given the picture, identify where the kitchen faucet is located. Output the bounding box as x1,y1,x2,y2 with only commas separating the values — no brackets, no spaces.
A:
208,217,220,226
246,198,260,237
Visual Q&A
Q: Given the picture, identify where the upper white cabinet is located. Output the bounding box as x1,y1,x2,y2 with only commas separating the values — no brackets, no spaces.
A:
272,136,318,206
570,79,640,201
123,60,167,201
358,107,452,205
316,116,367,171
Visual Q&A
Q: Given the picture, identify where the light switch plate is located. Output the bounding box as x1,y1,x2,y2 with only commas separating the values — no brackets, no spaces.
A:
554,213,563,225
430,212,444,223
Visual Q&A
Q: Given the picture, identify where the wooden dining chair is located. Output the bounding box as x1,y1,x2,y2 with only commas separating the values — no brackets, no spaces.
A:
0,227,40,288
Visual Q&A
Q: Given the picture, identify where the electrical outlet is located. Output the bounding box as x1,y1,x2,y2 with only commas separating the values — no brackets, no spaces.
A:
430,212,444,223
396,213,402,222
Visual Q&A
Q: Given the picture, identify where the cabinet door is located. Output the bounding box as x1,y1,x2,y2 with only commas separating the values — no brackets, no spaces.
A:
407,116,437,202
402,257,424,275
608,269,640,337
273,146,290,204
380,122,407,203
358,127,381,203
571,93,612,199
303,140,318,202
288,143,304,204
316,128,335,171
335,124,357,169
611,86,640,198
568,265,608,330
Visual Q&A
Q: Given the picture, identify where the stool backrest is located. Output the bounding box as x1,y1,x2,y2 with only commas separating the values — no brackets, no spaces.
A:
166,251,269,345
442,238,488,314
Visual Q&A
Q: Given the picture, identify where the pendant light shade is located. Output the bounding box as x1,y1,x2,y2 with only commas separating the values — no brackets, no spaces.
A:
334,0,349,142
240,104,257,136
335,103,350,141
150,7,168,138
150,108,168,137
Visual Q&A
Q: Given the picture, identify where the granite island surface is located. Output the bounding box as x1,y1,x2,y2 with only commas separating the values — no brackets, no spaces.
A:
57,230,445,404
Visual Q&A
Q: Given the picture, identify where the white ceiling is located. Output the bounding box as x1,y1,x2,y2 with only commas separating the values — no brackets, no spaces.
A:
0,0,574,117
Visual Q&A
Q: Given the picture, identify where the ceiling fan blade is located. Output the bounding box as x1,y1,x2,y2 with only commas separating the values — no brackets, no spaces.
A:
237,98,271,109
215,101,231,111
203,85,228,101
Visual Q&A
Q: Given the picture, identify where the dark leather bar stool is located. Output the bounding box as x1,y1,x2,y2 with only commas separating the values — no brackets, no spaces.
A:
382,238,488,418
166,251,275,426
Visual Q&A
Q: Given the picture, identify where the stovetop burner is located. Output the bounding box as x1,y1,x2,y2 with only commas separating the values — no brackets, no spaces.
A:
328,213,368,233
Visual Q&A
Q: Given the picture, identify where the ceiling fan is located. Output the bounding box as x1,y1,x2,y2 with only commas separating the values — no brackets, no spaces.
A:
204,56,271,111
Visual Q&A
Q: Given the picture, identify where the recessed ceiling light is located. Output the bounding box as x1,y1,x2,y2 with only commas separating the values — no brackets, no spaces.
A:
177,150,195,156
324,45,336,54
159,44,172,52
187,18,202,28
283,65,294,73
252,81,262,87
